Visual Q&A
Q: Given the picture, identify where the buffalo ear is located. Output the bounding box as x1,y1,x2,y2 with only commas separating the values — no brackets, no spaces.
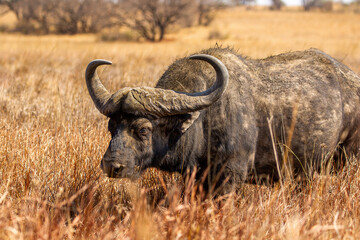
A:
180,111,200,133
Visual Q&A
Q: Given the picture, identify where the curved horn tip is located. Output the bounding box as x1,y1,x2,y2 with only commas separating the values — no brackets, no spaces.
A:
88,59,112,67
186,53,229,104
188,54,229,78
188,54,228,71
189,54,218,62
85,59,113,78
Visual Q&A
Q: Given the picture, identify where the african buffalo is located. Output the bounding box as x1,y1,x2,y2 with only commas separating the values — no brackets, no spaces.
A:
86,48,360,192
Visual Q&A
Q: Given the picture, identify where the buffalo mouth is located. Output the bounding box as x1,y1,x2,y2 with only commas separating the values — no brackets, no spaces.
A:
105,164,141,180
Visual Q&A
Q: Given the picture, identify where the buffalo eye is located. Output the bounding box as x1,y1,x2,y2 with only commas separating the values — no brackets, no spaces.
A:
130,118,153,140
136,127,152,139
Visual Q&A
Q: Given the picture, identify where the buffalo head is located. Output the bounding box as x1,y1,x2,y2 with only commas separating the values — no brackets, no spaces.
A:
85,55,229,180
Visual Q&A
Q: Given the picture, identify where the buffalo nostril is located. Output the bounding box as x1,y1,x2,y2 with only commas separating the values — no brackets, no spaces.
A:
109,164,125,178
114,165,124,173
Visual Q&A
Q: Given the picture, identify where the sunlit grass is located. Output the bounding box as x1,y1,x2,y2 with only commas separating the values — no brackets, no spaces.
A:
0,7,360,239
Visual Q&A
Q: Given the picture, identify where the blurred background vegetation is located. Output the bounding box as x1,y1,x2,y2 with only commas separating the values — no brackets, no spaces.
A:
0,0,359,41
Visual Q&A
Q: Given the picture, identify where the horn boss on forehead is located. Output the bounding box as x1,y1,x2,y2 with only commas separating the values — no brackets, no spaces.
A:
85,54,229,117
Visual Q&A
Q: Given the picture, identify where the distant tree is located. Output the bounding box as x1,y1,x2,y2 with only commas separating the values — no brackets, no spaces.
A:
0,0,114,34
0,1,10,16
0,0,222,38
0,0,19,19
302,0,323,11
196,0,221,26
231,0,256,5
0,0,55,34
270,0,284,10
114,0,193,42
53,0,112,34
177,0,223,28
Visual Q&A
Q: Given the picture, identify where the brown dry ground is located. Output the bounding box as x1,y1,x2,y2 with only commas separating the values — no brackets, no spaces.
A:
1,7,360,240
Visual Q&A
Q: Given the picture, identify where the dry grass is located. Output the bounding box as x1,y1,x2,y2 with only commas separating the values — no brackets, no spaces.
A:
1,8,360,239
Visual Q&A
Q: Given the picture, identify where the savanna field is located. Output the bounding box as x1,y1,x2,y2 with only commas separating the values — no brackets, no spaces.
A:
1,7,360,239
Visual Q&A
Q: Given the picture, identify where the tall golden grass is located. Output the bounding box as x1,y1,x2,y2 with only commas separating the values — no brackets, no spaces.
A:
1,8,360,239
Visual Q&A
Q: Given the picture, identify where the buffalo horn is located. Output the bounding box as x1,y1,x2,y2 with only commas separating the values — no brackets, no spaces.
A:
85,54,229,117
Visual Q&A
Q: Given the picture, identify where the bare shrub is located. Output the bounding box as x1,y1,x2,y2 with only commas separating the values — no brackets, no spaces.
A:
196,0,222,26
53,0,113,34
0,0,222,39
270,0,285,10
0,0,115,34
113,0,193,42
0,0,55,34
